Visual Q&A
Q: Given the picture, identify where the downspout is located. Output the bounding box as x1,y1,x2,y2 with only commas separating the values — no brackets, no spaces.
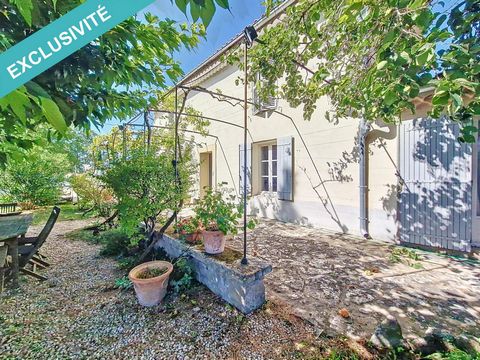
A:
359,119,397,239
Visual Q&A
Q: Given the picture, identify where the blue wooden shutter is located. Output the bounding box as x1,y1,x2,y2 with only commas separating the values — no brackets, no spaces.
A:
277,136,294,201
239,144,252,196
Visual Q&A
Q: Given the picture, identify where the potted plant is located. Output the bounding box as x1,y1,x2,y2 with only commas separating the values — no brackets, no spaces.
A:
195,185,255,255
175,217,202,244
128,260,173,306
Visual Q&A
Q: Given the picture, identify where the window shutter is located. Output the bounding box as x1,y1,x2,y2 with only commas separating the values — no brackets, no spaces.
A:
277,136,294,201
239,144,252,196
252,73,278,115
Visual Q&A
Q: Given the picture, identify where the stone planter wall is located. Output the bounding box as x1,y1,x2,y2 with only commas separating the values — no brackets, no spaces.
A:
155,233,272,314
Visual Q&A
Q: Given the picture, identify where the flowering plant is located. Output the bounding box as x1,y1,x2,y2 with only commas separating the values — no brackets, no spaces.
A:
194,185,256,235
175,217,202,235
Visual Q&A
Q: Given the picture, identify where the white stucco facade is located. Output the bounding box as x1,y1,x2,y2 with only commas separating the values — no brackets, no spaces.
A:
162,2,474,251
176,63,400,242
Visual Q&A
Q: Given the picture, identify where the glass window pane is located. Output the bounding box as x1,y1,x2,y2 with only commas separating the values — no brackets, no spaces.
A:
272,161,277,176
272,177,277,192
272,145,277,160
261,162,269,176
261,146,269,161
262,177,269,191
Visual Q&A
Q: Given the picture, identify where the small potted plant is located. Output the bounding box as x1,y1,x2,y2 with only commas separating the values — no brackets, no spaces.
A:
195,185,255,255
128,260,173,306
175,217,202,244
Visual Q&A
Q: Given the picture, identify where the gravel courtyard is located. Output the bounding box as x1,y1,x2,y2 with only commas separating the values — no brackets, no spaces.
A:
230,220,480,341
0,219,338,360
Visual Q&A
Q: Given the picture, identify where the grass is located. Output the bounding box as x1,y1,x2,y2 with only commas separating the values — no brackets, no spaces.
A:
65,228,99,243
426,349,480,360
32,204,95,225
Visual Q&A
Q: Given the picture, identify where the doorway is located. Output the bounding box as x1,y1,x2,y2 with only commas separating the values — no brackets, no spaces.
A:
199,152,212,199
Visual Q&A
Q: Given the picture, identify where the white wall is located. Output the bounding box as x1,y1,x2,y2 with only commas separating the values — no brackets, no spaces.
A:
183,64,399,242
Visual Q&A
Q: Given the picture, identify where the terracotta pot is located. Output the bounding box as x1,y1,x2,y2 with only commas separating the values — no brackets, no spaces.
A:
183,231,203,244
185,231,202,244
128,260,173,307
203,230,225,254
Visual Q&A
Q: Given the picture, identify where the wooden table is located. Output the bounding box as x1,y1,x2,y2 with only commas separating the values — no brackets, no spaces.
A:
0,213,33,289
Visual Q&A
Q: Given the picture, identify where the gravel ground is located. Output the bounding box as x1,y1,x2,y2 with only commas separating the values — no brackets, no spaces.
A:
0,220,336,360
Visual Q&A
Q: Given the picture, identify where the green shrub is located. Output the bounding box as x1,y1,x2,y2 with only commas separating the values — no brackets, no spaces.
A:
0,146,70,206
67,227,134,258
70,174,115,217
169,257,195,293
98,229,132,257
101,149,187,239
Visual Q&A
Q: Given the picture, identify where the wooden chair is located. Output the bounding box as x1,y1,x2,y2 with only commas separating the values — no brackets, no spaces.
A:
0,244,8,292
16,206,61,281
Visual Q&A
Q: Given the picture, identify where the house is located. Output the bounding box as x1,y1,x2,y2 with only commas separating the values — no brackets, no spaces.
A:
158,1,477,253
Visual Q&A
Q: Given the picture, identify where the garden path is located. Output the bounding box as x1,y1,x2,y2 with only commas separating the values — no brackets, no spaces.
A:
0,219,328,359
229,220,480,341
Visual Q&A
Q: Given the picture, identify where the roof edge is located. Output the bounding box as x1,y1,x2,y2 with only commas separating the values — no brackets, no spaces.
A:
178,0,296,87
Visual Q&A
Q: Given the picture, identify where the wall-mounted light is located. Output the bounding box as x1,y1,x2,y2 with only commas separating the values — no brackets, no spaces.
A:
243,26,258,48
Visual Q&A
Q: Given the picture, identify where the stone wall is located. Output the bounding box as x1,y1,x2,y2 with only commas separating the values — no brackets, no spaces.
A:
156,234,272,314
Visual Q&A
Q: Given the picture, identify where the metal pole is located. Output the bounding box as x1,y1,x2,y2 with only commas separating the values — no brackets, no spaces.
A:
174,86,179,226
241,41,248,266
121,125,126,160
145,112,152,150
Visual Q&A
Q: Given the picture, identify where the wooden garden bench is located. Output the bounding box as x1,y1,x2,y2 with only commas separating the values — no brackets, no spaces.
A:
16,206,60,282
0,203,19,215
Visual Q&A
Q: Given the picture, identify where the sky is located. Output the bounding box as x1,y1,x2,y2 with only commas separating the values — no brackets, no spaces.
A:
100,0,266,133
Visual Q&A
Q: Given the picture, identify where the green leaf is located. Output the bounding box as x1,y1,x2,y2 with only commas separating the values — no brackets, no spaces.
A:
384,90,397,106
25,81,51,99
40,97,68,133
400,51,411,63
459,134,475,143
435,14,447,28
408,0,426,10
451,93,462,108
214,0,229,9
11,0,33,26
431,91,449,106
414,9,432,30
190,1,200,21
175,0,188,15
200,0,215,27
415,49,432,66
383,30,396,46
5,89,30,125
377,60,388,70
462,125,478,134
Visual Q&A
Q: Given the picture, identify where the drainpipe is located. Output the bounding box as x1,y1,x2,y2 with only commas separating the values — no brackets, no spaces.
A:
359,119,371,238
359,119,397,239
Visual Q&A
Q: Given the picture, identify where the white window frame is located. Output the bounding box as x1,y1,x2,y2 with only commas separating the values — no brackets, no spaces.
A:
259,142,278,193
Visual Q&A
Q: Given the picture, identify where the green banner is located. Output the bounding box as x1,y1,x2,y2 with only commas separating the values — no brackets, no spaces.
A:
0,0,156,98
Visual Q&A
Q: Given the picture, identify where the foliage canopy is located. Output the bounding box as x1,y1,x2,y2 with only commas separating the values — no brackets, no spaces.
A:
0,145,70,206
0,0,229,164
246,0,479,141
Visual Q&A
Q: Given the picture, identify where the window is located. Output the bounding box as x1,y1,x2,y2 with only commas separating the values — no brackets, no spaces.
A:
252,73,278,115
243,136,293,200
260,144,278,192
